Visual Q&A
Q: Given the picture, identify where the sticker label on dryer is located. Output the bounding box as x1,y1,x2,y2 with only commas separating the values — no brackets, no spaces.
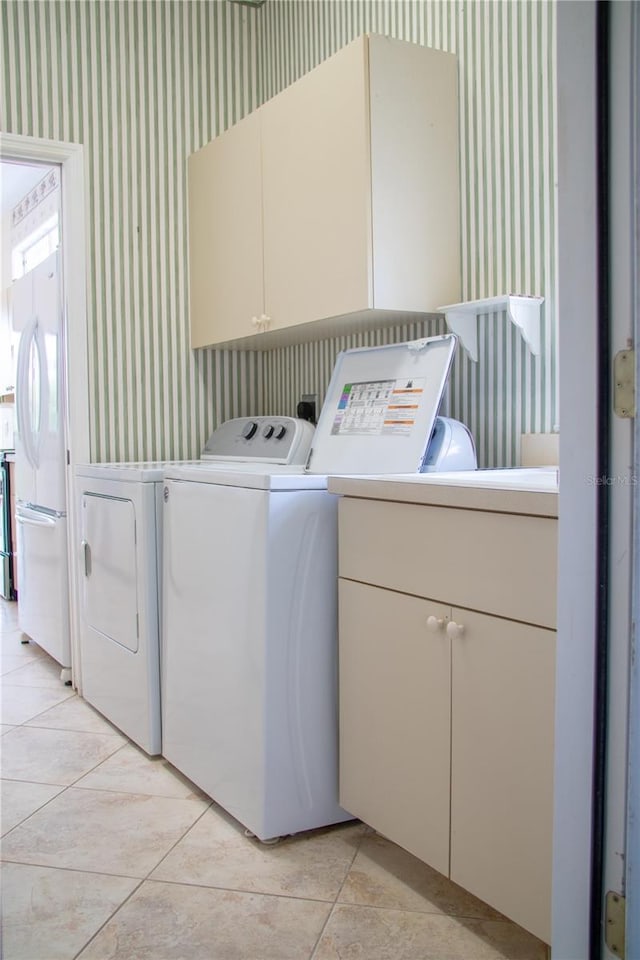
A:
331,379,425,437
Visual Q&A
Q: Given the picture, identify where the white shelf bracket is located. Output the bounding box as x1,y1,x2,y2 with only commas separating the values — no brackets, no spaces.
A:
442,309,479,362
506,295,542,356
438,295,544,362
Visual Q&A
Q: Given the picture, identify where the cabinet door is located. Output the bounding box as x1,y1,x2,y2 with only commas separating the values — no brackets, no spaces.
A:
339,578,451,874
368,36,460,311
261,35,372,331
188,112,263,348
450,608,555,942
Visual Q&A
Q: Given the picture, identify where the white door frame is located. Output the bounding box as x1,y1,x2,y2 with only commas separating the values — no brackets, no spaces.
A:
555,4,639,956
0,132,90,690
554,4,599,957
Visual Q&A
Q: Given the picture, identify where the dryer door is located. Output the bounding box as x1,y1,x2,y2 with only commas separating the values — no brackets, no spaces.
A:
81,492,139,652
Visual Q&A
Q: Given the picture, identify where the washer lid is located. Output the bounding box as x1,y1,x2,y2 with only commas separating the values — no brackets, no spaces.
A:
306,334,457,476
74,460,198,482
162,461,325,490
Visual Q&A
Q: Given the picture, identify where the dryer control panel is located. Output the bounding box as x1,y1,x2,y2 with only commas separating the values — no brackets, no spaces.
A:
201,416,314,465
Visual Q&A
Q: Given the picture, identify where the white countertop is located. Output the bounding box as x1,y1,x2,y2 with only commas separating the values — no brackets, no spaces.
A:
327,467,559,517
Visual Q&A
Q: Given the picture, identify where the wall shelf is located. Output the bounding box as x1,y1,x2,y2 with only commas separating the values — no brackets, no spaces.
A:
437,295,544,362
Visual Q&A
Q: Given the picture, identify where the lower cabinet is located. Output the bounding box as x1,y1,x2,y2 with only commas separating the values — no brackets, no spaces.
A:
338,577,555,944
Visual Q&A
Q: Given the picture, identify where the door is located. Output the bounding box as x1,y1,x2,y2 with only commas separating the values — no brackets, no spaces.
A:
338,577,451,875
78,487,162,755
261,34,371,331
32,251,65,511
13,250,65,512
188,111,263,347
12,269,38,505
449,607,556,943
80,492,139,652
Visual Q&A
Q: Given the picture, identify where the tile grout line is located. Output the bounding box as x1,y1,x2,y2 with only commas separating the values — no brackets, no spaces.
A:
0,856,144,884
139,794,214,879
1,612,150,960
1,605,548,959
71,876,147,960
0,782,67,840
1,641,215,960
307,822,370,960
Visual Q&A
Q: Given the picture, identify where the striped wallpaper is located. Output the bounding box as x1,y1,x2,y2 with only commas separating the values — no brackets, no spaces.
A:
1,0,263,462
1,0,556,467
258,0,557,468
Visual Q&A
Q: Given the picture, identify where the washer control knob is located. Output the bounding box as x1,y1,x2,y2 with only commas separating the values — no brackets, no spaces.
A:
274,425,287,440
262,424,275,439
241,421,258,440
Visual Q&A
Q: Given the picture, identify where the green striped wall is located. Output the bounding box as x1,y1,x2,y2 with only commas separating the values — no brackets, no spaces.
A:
258,0,557,467
1,0,263,461
1,0,556,467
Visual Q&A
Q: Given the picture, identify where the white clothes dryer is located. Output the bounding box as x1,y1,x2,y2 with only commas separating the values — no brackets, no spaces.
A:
161,336,476,839
75,418,314,756
75,461,181,754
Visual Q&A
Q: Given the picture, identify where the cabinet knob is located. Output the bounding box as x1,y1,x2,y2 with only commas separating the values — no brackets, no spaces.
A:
446,620,465,639
426,615,444,633
251,314,271,330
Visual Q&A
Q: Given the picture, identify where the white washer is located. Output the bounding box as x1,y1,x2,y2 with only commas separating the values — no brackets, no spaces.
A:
162,335,475,840
75,418,314,756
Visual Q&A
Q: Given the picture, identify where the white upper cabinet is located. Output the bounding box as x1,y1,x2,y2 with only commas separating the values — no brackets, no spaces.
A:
188,34,460,350
188,111,263,349
259,35,371,335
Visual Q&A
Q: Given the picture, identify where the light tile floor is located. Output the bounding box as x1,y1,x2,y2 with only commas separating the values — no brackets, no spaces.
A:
1,598,549,960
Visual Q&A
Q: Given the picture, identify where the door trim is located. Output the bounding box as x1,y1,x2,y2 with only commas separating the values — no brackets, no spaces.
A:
555,4,600,957
1,132,90,691
625,3,640,952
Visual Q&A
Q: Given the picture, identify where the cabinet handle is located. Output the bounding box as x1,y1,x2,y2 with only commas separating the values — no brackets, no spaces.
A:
426,615,444,633
251,316,260,327
446,620,465,639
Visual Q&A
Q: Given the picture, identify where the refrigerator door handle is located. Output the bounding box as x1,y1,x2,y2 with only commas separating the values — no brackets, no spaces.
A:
16,506,58,528
16,316,48,470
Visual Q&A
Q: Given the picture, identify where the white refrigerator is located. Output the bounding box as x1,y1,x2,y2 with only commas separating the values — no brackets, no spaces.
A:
12,250,70,670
